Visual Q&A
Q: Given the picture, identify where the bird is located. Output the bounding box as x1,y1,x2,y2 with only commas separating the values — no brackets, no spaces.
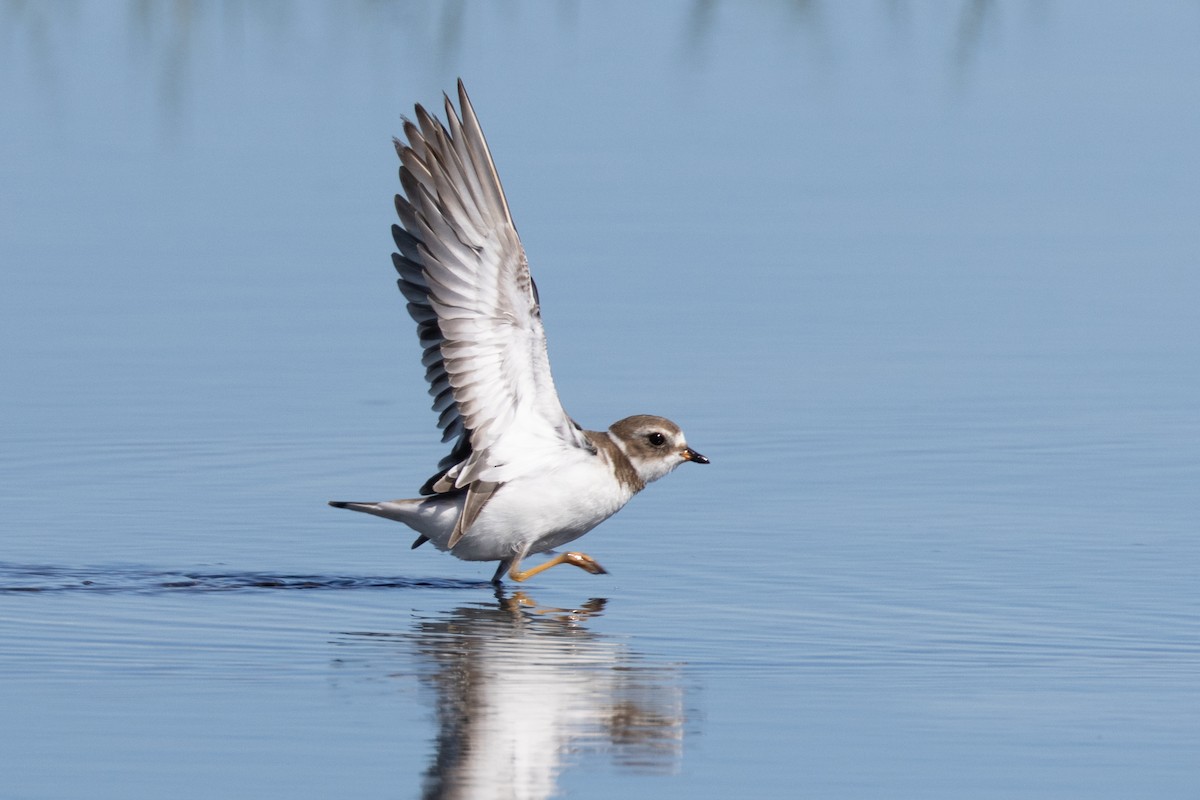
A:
329,81,708,584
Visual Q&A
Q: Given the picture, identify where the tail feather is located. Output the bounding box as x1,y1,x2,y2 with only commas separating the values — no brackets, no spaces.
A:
328,495,462,554
328,499,416,522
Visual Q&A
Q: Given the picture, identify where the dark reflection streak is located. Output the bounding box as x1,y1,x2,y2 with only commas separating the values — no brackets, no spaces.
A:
3,0,1016,132
788,0,831,75
1,0,74,118
880,0,910,65
436,0,465,73
128,0,196,143
682,0,718,65
682,0,832,78
951,0,995,95
882,0,907,29
787,0,822,29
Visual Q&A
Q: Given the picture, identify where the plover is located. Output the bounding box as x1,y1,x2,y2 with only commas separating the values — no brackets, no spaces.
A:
330,82,708,583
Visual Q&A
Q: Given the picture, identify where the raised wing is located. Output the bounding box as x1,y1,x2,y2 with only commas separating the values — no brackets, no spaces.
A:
391,81,593,522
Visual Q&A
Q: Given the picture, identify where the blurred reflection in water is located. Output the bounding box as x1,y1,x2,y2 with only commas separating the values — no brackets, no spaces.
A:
3,0,1006,124
338,593,686,799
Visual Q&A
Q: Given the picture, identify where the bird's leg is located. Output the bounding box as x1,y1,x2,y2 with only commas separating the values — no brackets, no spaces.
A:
507,552,608,582
490,559,513,585
496,589,537,613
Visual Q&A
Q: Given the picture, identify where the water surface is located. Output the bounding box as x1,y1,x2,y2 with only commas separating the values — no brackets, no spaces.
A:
2,2,1198,797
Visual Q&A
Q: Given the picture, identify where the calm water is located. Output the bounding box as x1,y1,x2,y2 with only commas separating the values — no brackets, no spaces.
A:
3,2,1199,797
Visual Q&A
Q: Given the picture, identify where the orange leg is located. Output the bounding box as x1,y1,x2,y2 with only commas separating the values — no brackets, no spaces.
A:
498,591,608,619
507,552,608,582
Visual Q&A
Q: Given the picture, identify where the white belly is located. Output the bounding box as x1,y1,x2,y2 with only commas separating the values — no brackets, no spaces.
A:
448,457,637,562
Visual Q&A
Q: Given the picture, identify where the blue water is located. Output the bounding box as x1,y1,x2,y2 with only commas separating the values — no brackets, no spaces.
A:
2,2,1198,797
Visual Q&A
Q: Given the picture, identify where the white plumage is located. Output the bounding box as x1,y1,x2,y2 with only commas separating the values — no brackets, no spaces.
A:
330,82,708,583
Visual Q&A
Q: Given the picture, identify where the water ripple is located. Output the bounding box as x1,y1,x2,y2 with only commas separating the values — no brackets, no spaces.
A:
0,562,486,594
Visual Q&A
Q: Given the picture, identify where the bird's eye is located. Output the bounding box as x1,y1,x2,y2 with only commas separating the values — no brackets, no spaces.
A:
647,432,666,447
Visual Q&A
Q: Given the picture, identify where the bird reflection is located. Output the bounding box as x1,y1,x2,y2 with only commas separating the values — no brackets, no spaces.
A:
340,591,686,799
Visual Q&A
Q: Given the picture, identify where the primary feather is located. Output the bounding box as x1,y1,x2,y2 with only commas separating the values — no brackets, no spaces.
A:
391,80,594,545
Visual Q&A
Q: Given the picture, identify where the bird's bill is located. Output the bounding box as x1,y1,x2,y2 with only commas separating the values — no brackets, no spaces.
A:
681,447,710,465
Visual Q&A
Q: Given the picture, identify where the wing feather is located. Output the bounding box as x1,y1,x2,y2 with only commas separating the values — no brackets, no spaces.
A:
391,80,594,540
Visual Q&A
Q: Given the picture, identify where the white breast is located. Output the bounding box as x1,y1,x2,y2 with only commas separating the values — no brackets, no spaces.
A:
449,451,638,561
